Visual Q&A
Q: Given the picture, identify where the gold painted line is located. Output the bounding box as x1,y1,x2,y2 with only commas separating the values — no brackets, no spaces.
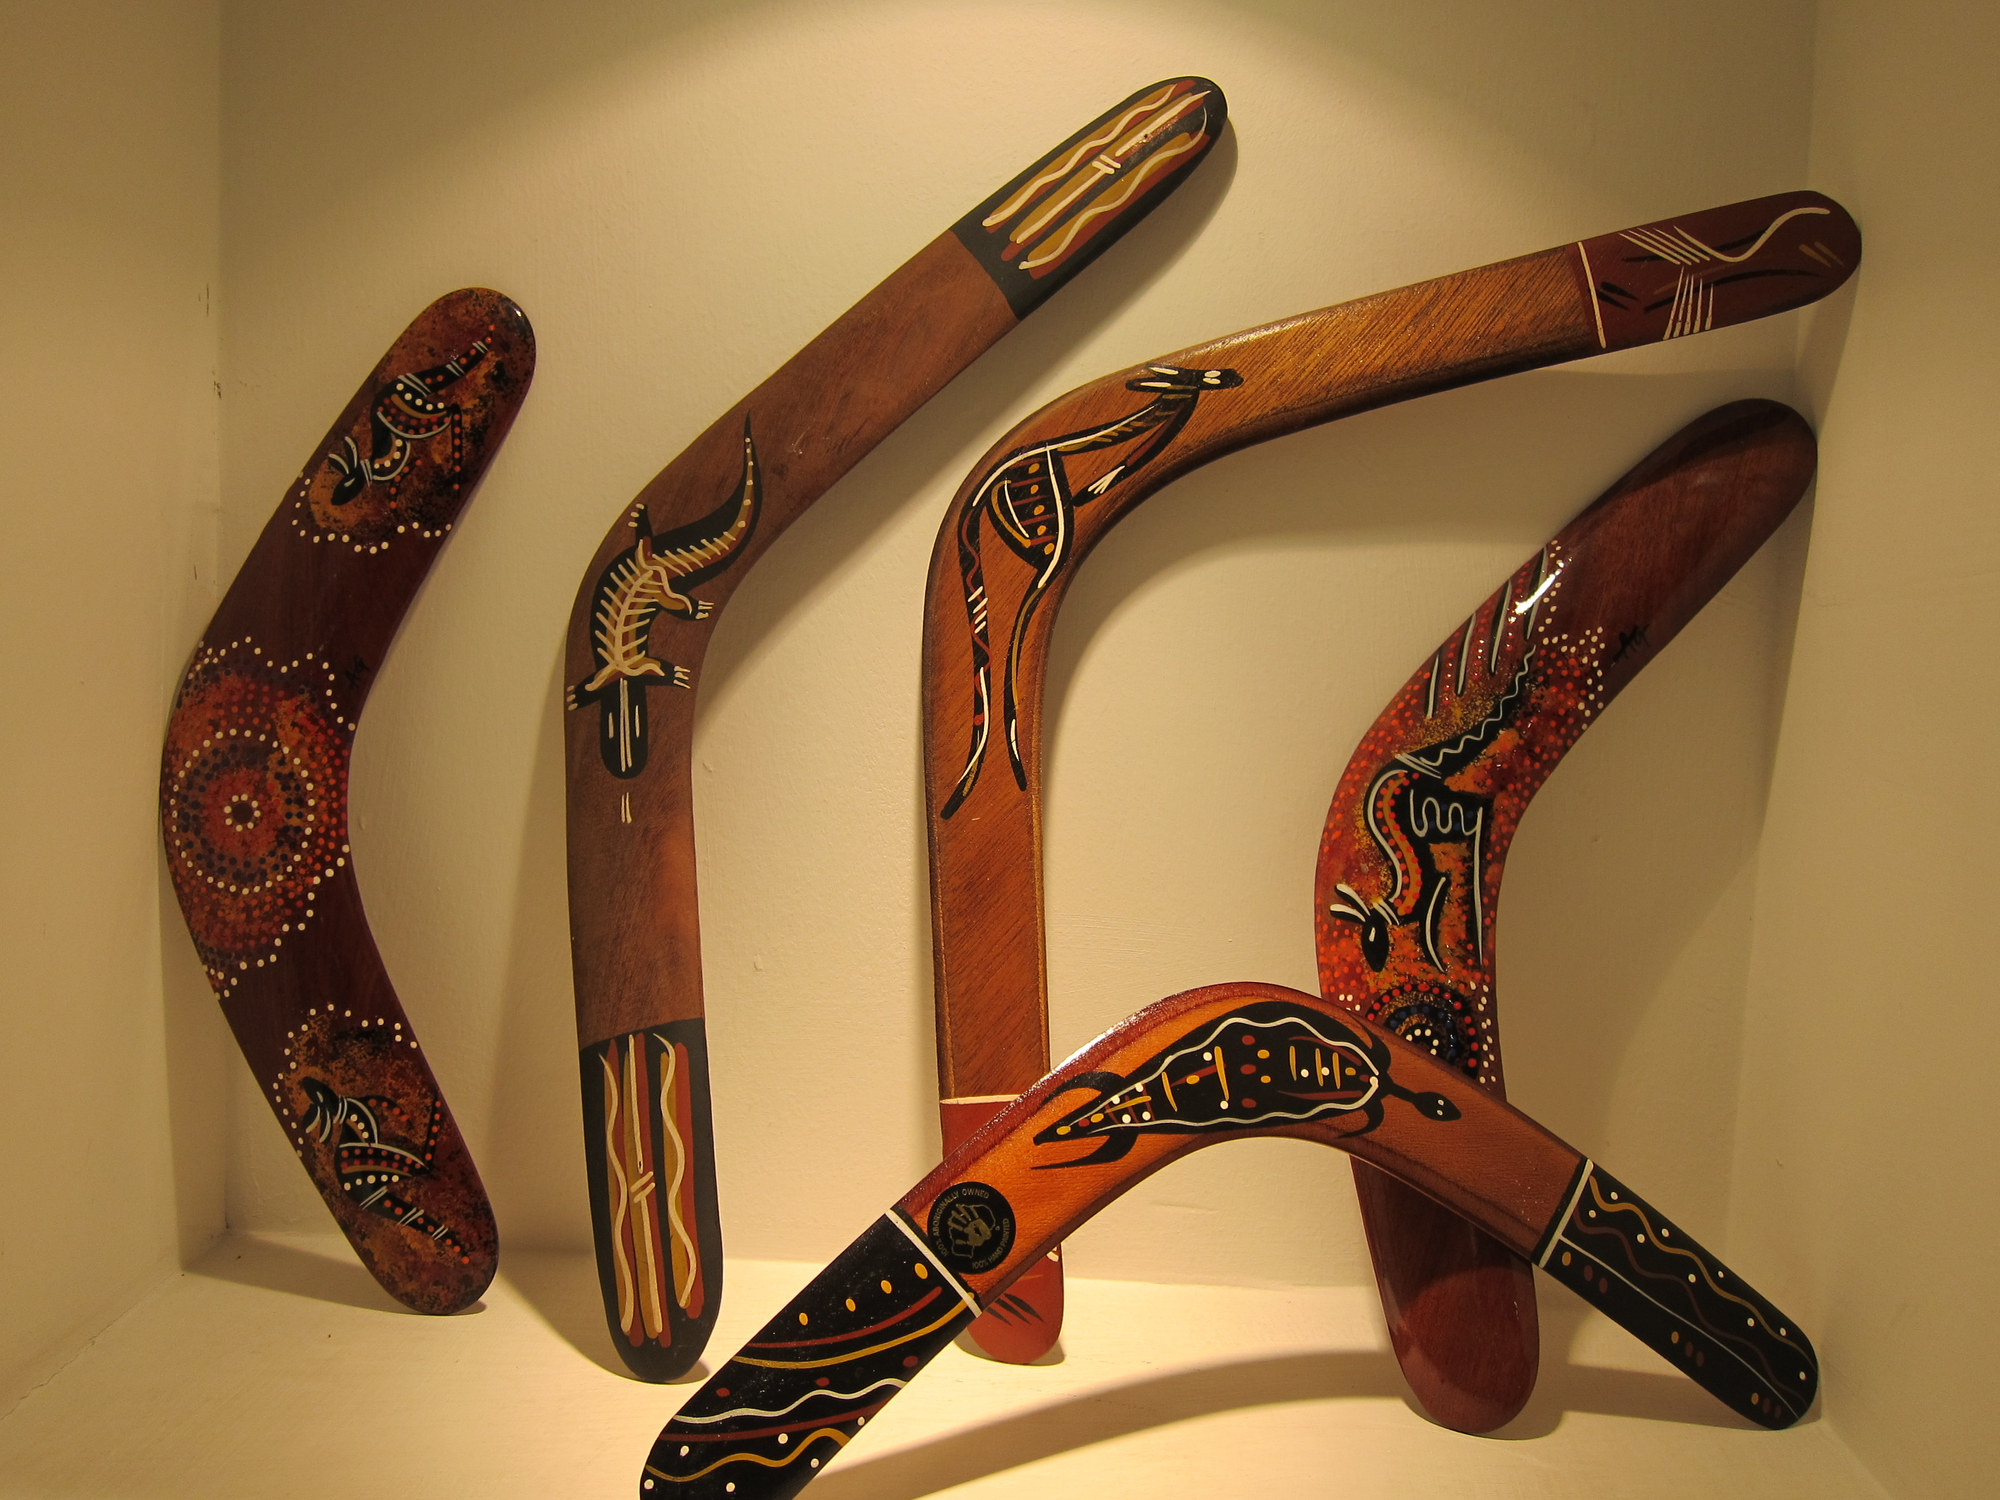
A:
599,1051,636,1333
1576,241,1607,349
1559,1236,1805,1419
647,1426,848,1484
1019,134,1199,270
733,1301,968,1369
981,91,1169,227
1109,89,1207,156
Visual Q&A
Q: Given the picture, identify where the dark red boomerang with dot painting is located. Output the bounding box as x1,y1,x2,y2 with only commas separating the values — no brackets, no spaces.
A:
160,288,533,1314
1315,399,1818,1429
639,982,1818,1500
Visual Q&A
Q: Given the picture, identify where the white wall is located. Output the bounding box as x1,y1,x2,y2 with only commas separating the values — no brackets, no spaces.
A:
0,1,226,1413
17,2,1997,1492
213,0,1816,1293
1732,3,2000,1495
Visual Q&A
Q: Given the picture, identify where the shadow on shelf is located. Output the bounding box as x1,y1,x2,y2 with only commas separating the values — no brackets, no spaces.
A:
502,1249,716,1383
189,1233,468,1317
811,1327,1769,1500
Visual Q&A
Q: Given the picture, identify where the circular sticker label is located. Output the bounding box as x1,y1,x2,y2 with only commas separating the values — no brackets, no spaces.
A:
926,1181,1016,1275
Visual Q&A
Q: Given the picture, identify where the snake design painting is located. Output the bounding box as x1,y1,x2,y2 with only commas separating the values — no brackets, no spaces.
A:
1032,1001,1460,1166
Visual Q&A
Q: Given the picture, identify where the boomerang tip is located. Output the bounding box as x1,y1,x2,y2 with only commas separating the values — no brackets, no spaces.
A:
953,75,1229,318
1578,189,1859,352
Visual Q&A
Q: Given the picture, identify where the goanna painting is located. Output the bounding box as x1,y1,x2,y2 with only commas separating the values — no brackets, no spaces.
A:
1315,543,1603,1087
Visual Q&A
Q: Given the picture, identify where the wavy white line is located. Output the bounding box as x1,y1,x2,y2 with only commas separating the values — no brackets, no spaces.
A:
673,1378,909,1426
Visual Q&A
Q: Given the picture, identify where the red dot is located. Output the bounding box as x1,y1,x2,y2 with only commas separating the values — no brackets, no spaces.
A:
903,1356,919,1368
1242,1098,1256,1108
815,1378,830,1387
715,1388,729,1398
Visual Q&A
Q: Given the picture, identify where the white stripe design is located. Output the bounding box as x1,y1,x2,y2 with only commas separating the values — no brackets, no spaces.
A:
886,1210,981,1316
1537,1158,1596,1268
669,1377,909,1426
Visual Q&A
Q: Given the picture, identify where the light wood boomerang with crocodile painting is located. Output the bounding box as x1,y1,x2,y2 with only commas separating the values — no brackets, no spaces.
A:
563,78,1228,1380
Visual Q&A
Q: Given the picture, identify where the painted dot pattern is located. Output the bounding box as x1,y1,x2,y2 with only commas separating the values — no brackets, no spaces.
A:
161,636,351,991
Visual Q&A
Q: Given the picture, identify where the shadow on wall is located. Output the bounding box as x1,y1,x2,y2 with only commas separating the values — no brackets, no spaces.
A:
225,0,1808,229
1036,366,1813,1235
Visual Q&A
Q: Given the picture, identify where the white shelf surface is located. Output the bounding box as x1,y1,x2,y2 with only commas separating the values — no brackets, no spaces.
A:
0,1233,1885,1498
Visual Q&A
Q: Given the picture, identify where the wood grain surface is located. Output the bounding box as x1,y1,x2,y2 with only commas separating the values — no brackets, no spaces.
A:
160,288,534,1313
1314,400,1817,1429
920,191,1857,1378
561,78,1226,1380
643,980,1819,1500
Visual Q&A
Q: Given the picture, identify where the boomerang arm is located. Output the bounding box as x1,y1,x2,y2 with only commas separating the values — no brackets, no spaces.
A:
1316,398,1820,1430
643,981,1815,1500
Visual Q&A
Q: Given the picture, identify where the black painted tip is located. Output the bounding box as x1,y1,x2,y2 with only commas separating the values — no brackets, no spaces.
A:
953,75,1229,319
578,1023,726,1382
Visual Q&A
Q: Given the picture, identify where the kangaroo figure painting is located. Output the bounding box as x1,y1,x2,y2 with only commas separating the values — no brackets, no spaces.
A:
941,364,1242,816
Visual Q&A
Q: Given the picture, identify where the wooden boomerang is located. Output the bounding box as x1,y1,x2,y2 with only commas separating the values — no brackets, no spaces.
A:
921,191,1859,1365
1314,398,1816,1431
562,78,1226,1380
643,980,1819,1500
160,289,534,1313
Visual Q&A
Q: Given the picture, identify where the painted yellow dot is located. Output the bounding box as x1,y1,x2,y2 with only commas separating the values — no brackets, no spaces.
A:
913,1264,928,1279
797,1312,809,1326
879,1280,893,1294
